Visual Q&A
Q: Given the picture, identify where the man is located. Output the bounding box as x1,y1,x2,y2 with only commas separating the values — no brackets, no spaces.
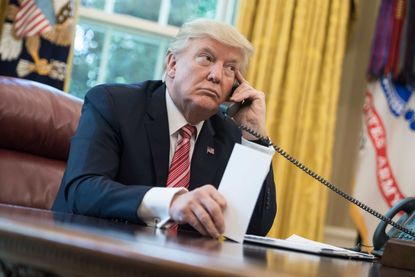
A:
53,19,276,239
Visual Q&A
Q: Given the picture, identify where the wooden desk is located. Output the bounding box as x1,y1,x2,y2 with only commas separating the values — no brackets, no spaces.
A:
0,204,410,277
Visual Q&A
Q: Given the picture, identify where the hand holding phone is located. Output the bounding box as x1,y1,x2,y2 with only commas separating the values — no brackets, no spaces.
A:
220,71,268,140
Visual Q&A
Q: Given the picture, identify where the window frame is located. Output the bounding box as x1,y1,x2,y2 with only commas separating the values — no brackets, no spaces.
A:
70,0,238,96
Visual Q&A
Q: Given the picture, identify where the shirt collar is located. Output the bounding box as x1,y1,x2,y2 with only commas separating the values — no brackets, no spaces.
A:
165,88,204,138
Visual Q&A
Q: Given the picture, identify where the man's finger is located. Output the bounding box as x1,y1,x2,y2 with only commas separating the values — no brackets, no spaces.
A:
235,70,247,85
192,204,220,238
200,196,225,234
209,190,227,209
184,211,209,236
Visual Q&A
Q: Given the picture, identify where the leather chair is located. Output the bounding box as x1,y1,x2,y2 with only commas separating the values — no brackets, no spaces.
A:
0,76,82,209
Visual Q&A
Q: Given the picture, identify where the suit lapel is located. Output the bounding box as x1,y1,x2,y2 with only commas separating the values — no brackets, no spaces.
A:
189,120,219,190
144,85,170,187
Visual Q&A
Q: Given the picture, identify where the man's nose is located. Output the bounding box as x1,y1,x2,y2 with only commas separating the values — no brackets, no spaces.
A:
207,63,223,84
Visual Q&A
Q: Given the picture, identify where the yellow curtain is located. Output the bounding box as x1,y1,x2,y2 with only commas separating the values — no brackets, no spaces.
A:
237,0,351,241
0,0,9,38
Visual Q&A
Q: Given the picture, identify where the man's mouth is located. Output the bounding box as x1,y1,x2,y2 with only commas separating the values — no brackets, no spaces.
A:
198,88,219,99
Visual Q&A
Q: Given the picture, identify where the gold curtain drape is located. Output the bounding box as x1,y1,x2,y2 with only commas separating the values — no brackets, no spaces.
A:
237,0,351,241
0,0,9,38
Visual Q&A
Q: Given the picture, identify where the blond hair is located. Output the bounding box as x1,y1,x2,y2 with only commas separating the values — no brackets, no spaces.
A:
165,19,254,75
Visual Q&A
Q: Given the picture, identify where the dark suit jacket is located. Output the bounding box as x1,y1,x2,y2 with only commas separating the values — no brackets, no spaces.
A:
52,80,276,235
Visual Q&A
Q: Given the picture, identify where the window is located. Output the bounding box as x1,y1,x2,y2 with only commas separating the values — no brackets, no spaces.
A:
69,0,238,98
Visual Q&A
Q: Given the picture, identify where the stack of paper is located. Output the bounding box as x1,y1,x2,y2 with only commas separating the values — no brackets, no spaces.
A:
244,234,375,260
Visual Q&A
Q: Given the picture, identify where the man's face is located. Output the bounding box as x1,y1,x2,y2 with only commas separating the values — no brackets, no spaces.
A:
166,37,243,123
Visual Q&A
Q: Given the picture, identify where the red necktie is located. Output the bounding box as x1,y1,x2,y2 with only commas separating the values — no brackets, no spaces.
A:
166,124,196,188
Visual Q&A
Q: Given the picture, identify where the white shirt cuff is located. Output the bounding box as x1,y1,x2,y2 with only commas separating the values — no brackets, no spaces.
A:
241,137,275,156
137,187,188,228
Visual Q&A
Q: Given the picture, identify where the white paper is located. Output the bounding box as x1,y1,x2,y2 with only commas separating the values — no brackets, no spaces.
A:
286,234,345,250
218,143,273,243
286,235,374,259
244,234,375,260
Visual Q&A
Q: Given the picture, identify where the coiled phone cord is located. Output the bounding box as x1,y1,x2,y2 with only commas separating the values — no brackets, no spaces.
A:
237,122,415,238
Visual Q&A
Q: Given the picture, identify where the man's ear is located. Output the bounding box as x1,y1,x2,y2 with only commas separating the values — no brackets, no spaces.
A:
166,53,176,78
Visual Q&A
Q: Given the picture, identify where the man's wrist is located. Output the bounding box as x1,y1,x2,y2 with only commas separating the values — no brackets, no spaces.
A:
137,187,188,228
249,136,272,147
241,138,275,155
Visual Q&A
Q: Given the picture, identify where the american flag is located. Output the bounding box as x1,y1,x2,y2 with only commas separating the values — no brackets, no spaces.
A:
14,0,53,38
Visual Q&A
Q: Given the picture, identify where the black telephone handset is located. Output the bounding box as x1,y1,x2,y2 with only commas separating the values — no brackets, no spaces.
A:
219,90,415,254
220,81,254,119
219,101,242,118
219,82,247,117
372,197,415,254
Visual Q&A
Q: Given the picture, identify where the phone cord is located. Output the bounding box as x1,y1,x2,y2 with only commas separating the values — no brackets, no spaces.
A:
237,122,415,238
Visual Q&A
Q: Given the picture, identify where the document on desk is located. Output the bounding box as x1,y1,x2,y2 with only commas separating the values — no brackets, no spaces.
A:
244,234,376,260
218,143,273,243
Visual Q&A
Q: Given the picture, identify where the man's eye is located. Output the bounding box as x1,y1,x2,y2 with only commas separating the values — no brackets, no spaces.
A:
224,65,236,76
195,54,213,65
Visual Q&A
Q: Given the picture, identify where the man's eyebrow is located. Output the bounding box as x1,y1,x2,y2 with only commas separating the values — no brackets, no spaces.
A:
198,47,215,55
198,47,240,64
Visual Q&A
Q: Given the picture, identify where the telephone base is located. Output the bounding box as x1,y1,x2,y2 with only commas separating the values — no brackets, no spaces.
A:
381,238,415,272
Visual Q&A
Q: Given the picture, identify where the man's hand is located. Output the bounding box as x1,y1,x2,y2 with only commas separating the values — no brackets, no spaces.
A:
230,71,268,140
169,185,226,238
